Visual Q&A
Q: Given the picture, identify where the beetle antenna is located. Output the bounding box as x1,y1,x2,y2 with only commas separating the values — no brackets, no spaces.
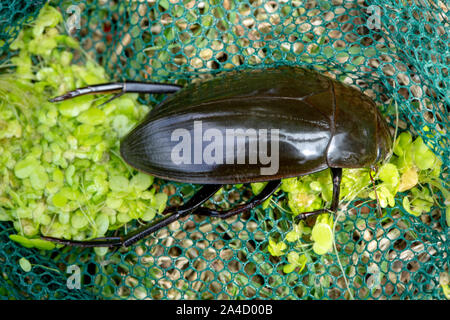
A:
369,166,383,218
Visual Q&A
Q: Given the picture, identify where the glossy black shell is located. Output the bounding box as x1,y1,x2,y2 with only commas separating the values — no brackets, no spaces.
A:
120,67,392,184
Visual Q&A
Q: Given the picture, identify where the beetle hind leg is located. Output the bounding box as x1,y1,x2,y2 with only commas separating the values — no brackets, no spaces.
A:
294,168,342,222
41,235,124,248
194,180,281,219
42,184,222,248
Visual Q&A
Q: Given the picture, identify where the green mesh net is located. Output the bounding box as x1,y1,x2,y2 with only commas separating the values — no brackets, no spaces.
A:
0,1,47,62
0,0,448,300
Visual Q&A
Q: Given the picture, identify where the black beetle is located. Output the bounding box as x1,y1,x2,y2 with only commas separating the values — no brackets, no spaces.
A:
43,66,392,247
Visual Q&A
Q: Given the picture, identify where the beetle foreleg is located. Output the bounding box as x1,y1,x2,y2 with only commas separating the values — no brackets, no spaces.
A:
194,180,281,219
295,168,342,221
49,82,182,103
42,184,222,248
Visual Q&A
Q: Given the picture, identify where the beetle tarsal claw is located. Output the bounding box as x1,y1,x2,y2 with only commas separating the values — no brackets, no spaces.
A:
48,92,77,102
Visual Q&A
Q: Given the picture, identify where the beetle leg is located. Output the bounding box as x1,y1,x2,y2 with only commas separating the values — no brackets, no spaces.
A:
295,168,342,221
42,184,222,248
40,235,126,248
194,180,281,219
49,82,182,102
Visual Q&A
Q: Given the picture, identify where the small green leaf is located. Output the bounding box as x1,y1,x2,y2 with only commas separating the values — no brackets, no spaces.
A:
251,182,266,195
130,173,154,192
311,222,333,255
77,108,106,125
14,158,39,179
159,0,170,10
398,167,418,192
9,235,55,250
286,222,303,242
109,175,129,192
58,95,93,117
30,166,49,190
117,212,132,223
71,211,89,229
142,207,156,222
19,257,32,272
312,242,331,255
268,239,287,257
52,192,68,208
286,230,299,242
106,196,123,209
402,197,421,217
29,238,56,250
95,213,109,236
152,192,168,213
283,263,296,274
393,132,412,156
9,234,33,248
378,163,400,187
94,247,109,256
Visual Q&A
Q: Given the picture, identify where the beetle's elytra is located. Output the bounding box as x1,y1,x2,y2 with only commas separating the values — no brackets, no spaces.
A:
120,67,392,183
44,66,392,248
